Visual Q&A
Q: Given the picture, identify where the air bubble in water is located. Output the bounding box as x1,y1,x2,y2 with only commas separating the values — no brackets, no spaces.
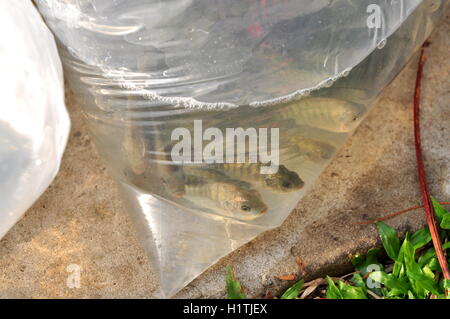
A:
342,68,352,77
301,89,311,97
323,78,334,88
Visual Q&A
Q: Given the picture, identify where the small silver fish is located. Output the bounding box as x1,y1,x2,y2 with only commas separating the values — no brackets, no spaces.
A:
279,97,364,132
184,174,268,220
214,162,304,193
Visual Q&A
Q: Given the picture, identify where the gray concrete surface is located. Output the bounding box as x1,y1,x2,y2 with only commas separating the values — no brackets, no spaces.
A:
0,10,449,299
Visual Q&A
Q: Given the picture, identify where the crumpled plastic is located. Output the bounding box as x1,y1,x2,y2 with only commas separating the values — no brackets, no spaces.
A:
36,0,444,297
0,1,70,240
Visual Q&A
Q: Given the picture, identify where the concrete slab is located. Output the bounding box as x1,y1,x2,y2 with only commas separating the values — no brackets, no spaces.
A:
0,10,448,299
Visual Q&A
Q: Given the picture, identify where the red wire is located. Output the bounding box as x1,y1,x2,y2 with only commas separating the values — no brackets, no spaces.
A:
354,202,450,225
414,43,450,284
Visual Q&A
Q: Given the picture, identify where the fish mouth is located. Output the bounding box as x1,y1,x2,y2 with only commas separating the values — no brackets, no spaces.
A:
284,181,305,192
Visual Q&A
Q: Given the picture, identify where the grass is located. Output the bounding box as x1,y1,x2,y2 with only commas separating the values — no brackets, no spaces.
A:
226,198,450,299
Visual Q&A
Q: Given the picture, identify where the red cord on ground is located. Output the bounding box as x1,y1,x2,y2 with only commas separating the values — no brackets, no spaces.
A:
354,202,450,225
414,42,450,286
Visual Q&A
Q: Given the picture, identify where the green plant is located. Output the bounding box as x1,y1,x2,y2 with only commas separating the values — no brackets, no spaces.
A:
325,198,450,299
226,265,246,299
226,199,450,299
280,280,304,299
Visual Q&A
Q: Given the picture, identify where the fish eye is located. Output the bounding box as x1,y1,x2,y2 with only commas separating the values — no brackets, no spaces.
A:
282,181,291,188
241,205,251,212
352,116,358,121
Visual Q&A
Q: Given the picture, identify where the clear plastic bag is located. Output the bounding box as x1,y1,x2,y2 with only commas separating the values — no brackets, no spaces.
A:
0,1,70,240
37,0,444,296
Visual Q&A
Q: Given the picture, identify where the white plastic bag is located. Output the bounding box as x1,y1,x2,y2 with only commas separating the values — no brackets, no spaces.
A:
0,1,70,239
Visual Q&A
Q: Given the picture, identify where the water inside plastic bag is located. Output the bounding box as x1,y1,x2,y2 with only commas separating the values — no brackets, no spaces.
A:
37,0,445,296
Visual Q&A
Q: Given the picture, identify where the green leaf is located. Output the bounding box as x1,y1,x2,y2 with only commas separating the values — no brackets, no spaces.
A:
351,249,383,276
393,251,405,278
418,247,436,268
326,276,343,299
226,266,246,299
403,240,440,296
411,228,432,250
407,291,416,299
432,197,449,224
427,257,441,273
402,233,414,259
351,273,367,291
386,288,407,298
417,245,450,272
350,252,383,296
369,271,410,294
376,222,401,261
442,279,450,290
280,280,304,299
440,214,450,230
410,278,427,299
350,253,365,269
422,266,436,281
338,282,367,299
393,234,412,278
366,249,382,267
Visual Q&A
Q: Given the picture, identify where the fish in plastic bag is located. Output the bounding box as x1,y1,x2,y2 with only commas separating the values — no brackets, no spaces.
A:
36,0,445,297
